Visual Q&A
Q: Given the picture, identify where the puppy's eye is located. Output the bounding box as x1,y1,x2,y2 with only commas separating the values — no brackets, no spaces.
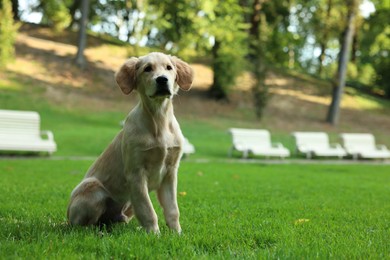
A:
144,66,152,72
167,65,173,70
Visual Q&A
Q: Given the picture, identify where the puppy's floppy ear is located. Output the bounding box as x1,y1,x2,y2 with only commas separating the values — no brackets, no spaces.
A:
171,56,194,91
115,57,139,95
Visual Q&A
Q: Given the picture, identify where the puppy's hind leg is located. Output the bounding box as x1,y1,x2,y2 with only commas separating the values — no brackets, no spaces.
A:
67,177,109,226
99,201,134,225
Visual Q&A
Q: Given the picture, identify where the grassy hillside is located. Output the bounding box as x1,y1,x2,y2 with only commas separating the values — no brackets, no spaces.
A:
1,24,390,157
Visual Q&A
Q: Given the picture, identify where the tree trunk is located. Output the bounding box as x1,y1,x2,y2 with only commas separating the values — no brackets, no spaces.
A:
75,0,90,69
248,0,262,60
317,0,332,77
209,40,228,100
318,42,326,76
11,0,19,20
248,0,268,119
288,44,294,69
68,0,81,29
326,1,356,125
351,29,358,64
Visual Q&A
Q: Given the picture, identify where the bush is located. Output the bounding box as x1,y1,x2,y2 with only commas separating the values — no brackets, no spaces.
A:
41,0,71,32
0,0,19,68
209,39,247,100
375,57,390,98
210,48,244,98
347,62,358,80
357,63,376,86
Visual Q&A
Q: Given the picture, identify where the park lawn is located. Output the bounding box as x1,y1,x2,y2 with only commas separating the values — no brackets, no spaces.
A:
0,159,389,259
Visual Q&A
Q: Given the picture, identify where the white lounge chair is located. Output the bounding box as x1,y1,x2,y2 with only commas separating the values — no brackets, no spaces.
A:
0,109,57,155
292,132,346,159
340,133,390,160
228,128,290,159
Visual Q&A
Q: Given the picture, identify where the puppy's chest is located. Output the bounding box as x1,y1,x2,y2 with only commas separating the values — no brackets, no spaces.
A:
143,145,181,190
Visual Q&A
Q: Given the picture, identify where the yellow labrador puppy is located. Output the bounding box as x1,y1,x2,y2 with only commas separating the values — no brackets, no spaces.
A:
67,52,193,233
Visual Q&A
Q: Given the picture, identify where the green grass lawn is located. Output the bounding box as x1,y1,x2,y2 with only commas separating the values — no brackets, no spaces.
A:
1,160,389,258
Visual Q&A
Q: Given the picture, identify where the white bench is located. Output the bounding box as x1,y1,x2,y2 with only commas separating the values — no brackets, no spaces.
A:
0,109,57,155
292,132,346,159
228,128,290,159
340,133,390,160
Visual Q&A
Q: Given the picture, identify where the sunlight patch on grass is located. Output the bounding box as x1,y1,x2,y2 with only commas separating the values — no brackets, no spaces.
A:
191,64,213,89
270,88,330,105
342,93,385,110
270,87,387,111
7,59,46,80
85,45,128,69
17,34,76,57
8,58,87,89
0,77,22,91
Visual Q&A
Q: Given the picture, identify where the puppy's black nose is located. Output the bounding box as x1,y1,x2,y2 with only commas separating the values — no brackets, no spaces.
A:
156,76,168,85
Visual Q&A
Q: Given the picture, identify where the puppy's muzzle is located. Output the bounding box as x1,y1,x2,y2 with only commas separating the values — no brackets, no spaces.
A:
154,76,171,97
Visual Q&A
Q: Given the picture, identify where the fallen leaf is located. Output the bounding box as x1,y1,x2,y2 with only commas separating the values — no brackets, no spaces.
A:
294,219,310,225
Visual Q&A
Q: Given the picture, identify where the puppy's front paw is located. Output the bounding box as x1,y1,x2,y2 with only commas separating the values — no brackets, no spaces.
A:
143,225,160,235
167,223,182,234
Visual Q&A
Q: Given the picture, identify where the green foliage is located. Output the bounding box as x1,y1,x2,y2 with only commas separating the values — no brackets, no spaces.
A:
357,63,376,86
206,0,248,99
246,1,292,119
261,1,292,66
40,0,71,32
347,62,359,80
375,56,390,98
9,0,390,102
359,7,390,98
210,43,246,99
148,0,202,58
0,0,19,67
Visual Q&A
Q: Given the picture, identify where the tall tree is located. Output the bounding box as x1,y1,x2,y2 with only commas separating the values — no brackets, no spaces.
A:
205,0,248,100
326,0,358,125
292,0,345,76
11,0,19,20
39,0,71,32
317,0,333,76
67,0,80,29
148,0,200,53
359,1,390,98
247,0,290,118
249,0,268,119
0,0,19,67
75,0,89,69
